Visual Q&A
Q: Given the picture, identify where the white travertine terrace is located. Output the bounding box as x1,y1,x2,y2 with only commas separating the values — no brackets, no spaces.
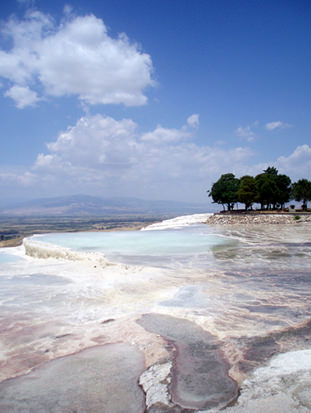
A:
1,213,311,411
23,238,111,266
141,213,213,230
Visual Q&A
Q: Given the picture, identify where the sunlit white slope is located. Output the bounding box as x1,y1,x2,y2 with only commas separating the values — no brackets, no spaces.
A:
141,213,212,230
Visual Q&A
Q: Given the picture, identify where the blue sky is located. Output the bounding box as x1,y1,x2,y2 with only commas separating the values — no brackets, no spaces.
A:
0,0,310,205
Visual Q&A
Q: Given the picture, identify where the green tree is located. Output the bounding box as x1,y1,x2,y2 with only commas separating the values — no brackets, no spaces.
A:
275,174,291,208
208,173,240,211
255,166,291,209
264,166,278,176
292,179,311,209
237,175,257,210
255,172,278,209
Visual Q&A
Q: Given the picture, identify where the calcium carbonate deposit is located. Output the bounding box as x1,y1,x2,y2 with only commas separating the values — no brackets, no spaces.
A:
1,214,311,412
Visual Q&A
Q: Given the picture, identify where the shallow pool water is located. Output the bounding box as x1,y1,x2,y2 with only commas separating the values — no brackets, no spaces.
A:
0,253,21,263
35,226,227,253
33,225,237,268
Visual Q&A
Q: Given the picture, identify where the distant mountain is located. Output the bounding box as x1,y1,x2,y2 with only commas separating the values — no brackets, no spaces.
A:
0,195,209,217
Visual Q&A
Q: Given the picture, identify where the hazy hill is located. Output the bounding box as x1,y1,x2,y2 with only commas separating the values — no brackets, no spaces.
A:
0,195,209,217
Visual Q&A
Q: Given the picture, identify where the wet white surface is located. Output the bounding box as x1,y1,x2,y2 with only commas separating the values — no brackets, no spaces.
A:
1,217,311,411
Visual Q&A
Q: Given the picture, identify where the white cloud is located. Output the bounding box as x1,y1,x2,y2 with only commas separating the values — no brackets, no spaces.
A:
2,113,308,202
187,114,199,128
0,169,35,186
0,11,154,108
141,115,198,143
235,125,255,142
141,126,191,143
265,121,291,131
243,144,311,182
276,145,311,179
35,153,54,168
4,85,39,108
23,114,253,201
35,115,138,172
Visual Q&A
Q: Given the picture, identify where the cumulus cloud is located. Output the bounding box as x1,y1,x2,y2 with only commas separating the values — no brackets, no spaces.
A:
0,10,154,108
34,115,138,172
141,114,198,143
4,85,39,108
141,126,191,143
21,114,253,200
2,112,308,201
265,121,291,131
244,144,311,183
276,145,311,179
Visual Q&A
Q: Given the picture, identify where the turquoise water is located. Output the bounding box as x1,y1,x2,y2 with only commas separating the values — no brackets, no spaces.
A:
0,253,20,263
33,225,235,267
35,226,226,254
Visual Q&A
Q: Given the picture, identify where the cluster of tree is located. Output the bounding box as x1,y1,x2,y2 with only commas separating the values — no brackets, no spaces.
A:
208,167,311,211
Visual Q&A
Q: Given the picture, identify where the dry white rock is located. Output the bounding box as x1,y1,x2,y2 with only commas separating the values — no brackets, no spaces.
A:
139,362,173,408
206,350,311,413
206,213,311,225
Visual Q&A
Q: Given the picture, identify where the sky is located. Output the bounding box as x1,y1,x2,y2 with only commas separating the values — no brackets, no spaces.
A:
0,0,310,206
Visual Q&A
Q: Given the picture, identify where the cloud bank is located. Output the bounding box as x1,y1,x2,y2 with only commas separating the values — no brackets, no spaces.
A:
0,113,309,202
0,11,154,107
0,114,254,201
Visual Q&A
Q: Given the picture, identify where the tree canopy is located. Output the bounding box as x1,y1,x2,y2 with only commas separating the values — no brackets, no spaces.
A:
237,175,257,210
208,173,240,211
292,179,311,209
255,172,278,209
275,174,292,208
255,169,291,209
208,166,309,211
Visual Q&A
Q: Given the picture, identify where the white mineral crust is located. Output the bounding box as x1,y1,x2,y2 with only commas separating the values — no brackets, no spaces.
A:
211,350,311,413
139,362,173,408
142,213,212,230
